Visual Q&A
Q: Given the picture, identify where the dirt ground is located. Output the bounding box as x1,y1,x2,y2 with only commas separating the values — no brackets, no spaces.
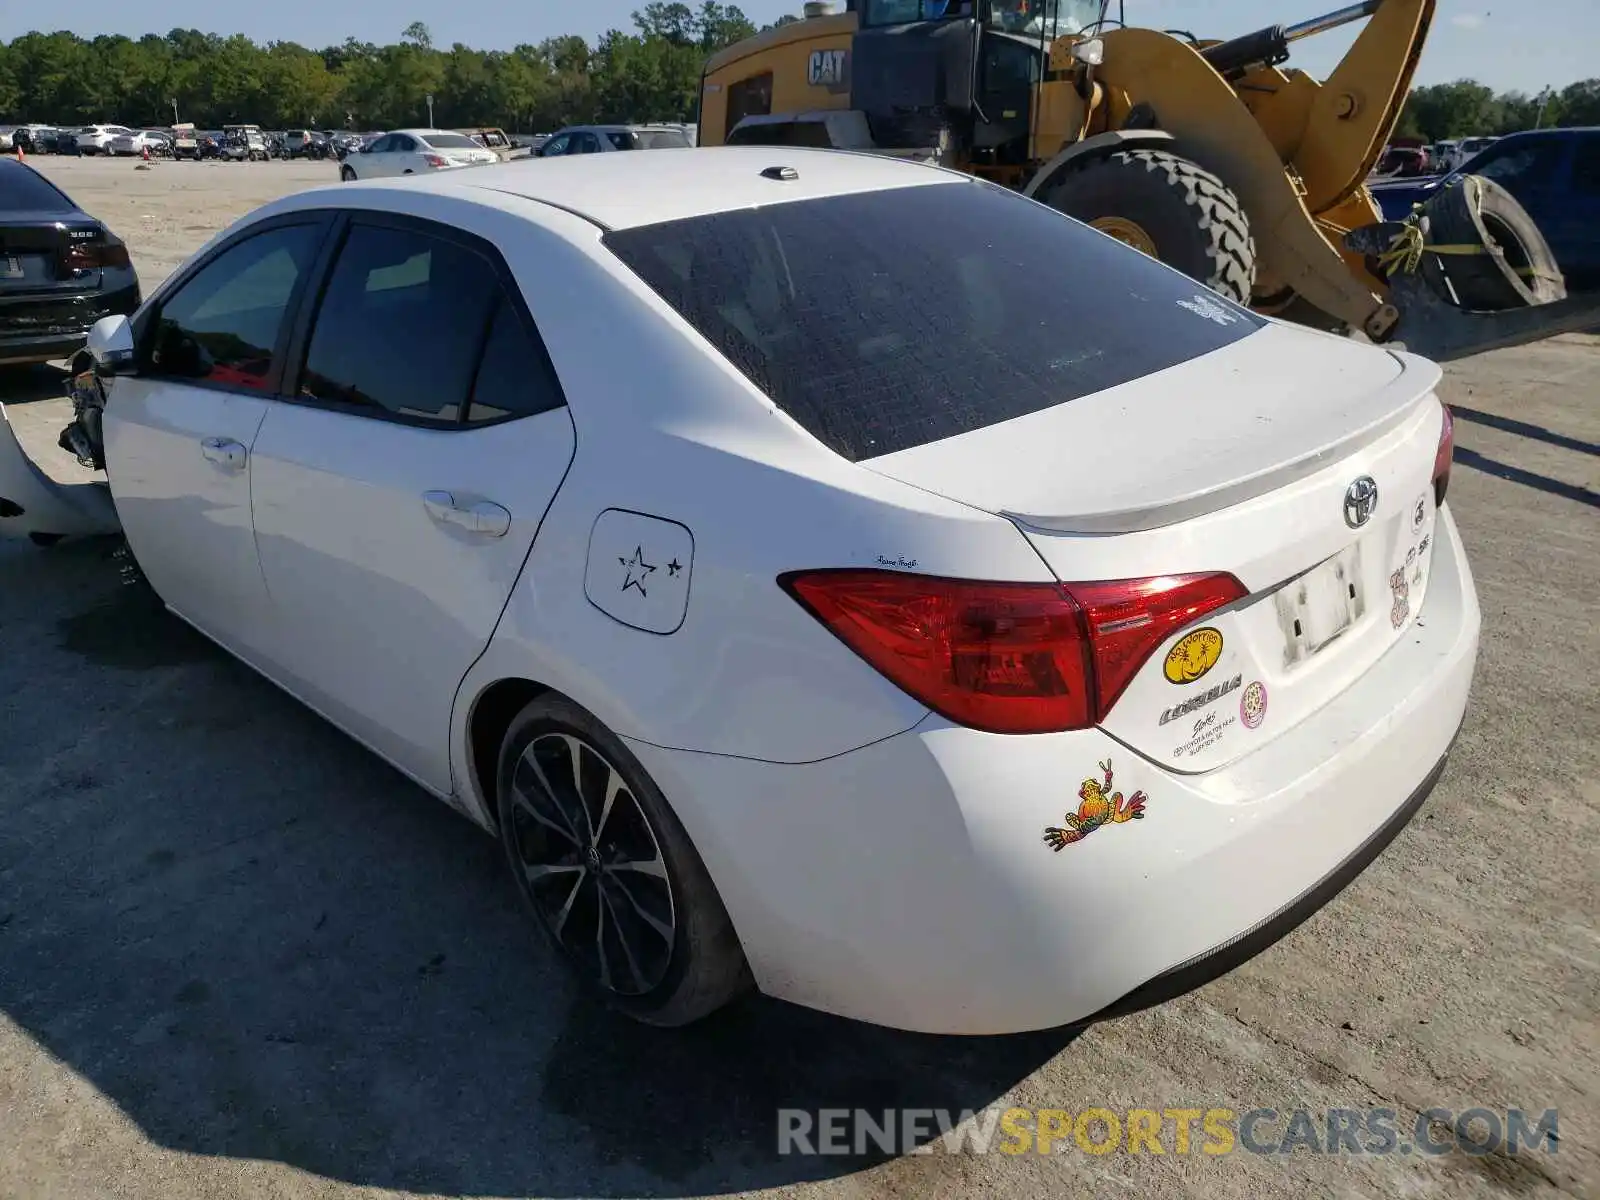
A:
1,155,1596,1200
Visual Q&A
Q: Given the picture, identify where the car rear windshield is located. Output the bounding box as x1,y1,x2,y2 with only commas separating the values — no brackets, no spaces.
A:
423,133,480,149
0,165,74,213
604,179,1264,461
636,129,690,149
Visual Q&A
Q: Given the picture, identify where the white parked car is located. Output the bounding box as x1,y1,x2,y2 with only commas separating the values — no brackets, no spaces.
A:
75,125,135,155
0,149,1479,1034
339,128,498,181
109,130,168,157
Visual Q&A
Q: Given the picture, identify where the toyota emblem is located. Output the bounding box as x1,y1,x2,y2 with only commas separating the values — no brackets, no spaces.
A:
1344,476,1379,528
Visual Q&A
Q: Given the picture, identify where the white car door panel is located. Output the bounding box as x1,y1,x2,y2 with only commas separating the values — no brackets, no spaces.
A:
103,218,329,652
248,217,573,795
249,408,573,793
106,382,273,642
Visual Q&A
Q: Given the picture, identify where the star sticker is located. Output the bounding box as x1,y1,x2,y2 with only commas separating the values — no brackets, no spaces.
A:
618,545,656,597
667,558,682,577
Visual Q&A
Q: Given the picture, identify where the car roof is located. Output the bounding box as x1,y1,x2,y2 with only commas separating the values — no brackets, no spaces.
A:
347,146,959,230
1495,127,1600,140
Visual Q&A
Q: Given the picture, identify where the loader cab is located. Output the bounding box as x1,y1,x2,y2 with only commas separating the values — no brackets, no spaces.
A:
848,0,1104,164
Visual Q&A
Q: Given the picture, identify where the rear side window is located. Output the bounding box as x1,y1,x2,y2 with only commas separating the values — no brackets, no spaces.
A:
729,120,835,148
636,129,690,149
605,180,1263,461
466,298,565,424
605,130,637,150
0,165,74,212
1570,136,1600,195
1469,139,1565,191
300,223,499,423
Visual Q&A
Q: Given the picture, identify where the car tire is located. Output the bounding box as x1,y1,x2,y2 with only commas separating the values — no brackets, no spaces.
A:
1044,149,1257,304
340,165,356,182
1420,175,1565,311
495,693,751,1027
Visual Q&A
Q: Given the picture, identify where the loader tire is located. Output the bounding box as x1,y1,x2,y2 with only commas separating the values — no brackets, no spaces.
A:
1044,149,1256,305
1420,175,1565,311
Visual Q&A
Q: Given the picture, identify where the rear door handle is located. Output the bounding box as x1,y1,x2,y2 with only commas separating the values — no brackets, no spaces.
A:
422,490,511,538
200,437,247,471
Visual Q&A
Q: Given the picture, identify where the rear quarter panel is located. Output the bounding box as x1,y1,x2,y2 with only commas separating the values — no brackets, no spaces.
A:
438,195,1056,816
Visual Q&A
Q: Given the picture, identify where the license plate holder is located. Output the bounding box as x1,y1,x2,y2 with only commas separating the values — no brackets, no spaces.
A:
1276,542,1366,666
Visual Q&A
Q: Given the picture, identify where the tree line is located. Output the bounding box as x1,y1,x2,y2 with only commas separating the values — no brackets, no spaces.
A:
0,3,779,133
1,6,1596,139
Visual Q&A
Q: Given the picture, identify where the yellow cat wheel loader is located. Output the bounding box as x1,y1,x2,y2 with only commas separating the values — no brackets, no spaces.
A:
698,0,1600,360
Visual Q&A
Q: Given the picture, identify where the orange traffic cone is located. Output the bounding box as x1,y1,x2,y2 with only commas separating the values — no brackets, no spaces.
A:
141,143,150,163
13,142,21,162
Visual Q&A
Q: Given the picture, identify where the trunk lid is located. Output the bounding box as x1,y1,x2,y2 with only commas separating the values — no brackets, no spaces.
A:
863,325,1449,771
0,212,103,295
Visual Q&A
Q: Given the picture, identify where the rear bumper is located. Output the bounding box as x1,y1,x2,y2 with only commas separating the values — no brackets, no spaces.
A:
0,279,140,365
627,506,1481,1034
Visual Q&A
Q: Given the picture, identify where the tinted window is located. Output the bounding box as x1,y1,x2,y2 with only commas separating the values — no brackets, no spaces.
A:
636,129,690,149
422,132,479,149
1467,139,1565,193
300,223,499,423
725,73,774,140
1569,136,1600,195
467,297,564,423
605,181,1264,461
0,164,74,212
605,130,636,150
367,135,395,153
571,132,601,154
729,120,834,148
149,223,322,389
540,134,570,156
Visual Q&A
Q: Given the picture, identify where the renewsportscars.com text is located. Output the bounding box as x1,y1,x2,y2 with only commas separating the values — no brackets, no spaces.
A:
776,1106,1560,1158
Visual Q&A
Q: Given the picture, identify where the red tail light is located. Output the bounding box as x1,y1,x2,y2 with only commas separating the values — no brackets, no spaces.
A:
780,569,1247,734
423,153,449,168
1433,403,1454,507
65,234,130,271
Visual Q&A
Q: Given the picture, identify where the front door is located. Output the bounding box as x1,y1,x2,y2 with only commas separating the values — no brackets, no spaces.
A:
248,214,574,795
104,217,329,653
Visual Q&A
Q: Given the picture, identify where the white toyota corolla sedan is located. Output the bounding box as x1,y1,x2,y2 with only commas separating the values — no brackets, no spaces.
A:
0,148,1479,1035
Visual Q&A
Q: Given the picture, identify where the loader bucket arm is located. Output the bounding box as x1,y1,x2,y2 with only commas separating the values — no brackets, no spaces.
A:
1293,0,1436,215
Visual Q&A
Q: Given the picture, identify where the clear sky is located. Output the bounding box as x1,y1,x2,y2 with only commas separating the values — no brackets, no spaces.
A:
3,0,1592,95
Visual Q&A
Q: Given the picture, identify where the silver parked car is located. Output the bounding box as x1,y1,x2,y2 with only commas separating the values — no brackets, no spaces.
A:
534,124,693,157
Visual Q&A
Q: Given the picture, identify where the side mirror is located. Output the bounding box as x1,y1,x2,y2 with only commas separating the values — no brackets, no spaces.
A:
86,315,136,376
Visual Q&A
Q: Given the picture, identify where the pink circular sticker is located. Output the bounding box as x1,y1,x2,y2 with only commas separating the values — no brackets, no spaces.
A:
1240,680,1268,729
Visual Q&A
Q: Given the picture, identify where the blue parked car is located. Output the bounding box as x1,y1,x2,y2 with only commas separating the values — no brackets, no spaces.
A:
1370,128,1600,292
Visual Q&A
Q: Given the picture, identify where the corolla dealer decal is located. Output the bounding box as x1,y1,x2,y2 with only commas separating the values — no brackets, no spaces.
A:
1043,758,1146,851
1173,709,1235,759
1164,627,1224,684
1159,673,1241,726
